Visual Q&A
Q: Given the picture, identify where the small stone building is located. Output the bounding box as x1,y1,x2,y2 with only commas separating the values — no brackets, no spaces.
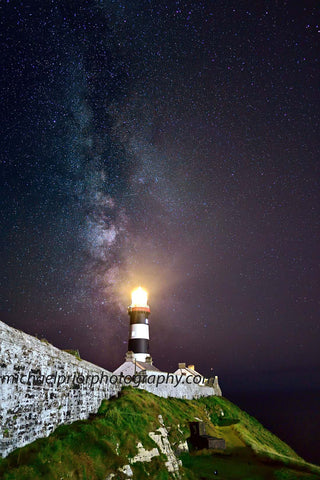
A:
189,421,226,451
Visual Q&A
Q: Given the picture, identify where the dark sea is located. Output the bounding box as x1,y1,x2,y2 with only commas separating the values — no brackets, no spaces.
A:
227,390,320,466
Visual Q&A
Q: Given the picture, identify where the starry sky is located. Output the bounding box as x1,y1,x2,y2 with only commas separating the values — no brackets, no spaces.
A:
1,1,319,393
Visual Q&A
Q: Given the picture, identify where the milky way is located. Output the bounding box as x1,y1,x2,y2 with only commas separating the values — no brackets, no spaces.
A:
1,1,319,388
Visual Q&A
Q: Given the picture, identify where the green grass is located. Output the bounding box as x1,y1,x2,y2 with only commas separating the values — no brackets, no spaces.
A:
63,349,81,360
0,388,319,480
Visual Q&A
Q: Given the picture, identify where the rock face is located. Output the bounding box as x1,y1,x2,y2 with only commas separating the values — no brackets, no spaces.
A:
0,320,217,458
130,442,160,463
0,321,121,458
148,415,182,477
126,415,183,479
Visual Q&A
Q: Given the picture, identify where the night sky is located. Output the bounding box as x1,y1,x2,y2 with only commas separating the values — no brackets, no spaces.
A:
1,1,320,396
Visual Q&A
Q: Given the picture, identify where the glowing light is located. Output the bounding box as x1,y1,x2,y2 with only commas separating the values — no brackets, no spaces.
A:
131,286,148,308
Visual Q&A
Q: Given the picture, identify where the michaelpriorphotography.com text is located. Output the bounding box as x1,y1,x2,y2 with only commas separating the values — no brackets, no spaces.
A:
0,371,215,388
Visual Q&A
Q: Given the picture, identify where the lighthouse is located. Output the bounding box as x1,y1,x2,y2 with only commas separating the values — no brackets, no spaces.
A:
112,287,222,396
127,287,151,362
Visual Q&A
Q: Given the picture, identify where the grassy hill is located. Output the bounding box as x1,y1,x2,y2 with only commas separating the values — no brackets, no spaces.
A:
0,387,319,480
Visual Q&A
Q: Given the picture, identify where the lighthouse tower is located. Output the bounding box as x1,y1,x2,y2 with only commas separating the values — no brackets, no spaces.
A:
128,287,151,362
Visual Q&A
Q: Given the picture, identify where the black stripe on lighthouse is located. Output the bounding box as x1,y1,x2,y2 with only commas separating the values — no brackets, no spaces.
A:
128,338,149,354
128,307,150,361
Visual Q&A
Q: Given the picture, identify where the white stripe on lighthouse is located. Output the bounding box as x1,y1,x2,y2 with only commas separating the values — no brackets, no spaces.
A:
130,324,149,339
134,353,149,362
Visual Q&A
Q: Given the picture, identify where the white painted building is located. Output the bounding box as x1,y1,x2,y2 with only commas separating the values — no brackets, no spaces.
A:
113,351,160,376
173,363,206,385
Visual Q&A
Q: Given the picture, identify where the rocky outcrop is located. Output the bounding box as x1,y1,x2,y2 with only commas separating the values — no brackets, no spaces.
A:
107,414,184,479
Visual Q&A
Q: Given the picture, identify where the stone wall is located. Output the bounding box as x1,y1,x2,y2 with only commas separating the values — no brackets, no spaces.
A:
0,320,121,458
0,320,217,458
137,381,215,400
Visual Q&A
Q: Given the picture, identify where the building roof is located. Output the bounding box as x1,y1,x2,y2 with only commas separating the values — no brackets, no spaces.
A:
173,366,204,377
135,361,160,372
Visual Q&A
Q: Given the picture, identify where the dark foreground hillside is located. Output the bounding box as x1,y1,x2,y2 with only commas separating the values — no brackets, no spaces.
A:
0,388,319,480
